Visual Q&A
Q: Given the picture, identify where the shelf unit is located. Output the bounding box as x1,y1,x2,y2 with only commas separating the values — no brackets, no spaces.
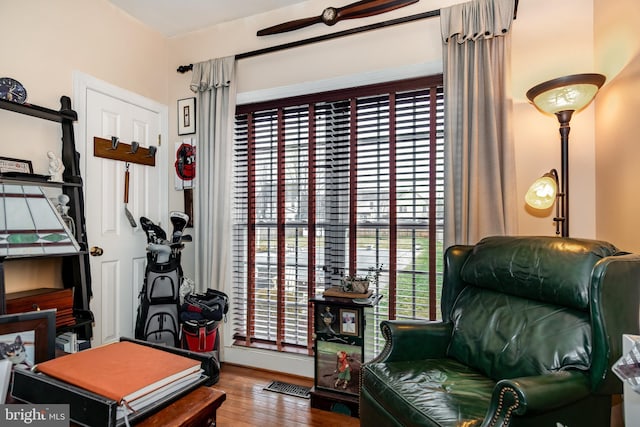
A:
0,96,93,340
308,293,382,417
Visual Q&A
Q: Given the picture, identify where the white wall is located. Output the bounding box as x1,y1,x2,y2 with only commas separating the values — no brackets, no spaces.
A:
512,0,598,239
594,0,640,253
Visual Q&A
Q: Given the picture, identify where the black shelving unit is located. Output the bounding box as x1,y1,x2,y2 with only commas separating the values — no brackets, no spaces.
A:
308,293,382,417
0,96,93,340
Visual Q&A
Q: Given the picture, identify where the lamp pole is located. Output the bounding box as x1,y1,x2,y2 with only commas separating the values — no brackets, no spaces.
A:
555,110,573,238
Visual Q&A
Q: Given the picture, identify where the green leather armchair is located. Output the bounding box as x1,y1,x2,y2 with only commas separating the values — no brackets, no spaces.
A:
360,236,640,426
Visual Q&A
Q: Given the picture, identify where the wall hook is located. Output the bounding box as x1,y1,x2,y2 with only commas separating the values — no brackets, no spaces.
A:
147,146,157,158
110,136,119,150
129,141,140,154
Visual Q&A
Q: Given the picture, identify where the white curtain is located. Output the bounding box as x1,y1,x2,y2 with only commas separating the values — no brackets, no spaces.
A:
441,0,517,248
189,56,236,292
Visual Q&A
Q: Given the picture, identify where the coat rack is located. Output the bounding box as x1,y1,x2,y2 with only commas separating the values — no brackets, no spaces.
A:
93,136,156,166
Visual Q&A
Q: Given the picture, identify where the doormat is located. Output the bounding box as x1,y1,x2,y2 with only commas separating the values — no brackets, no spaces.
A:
263,380,311,399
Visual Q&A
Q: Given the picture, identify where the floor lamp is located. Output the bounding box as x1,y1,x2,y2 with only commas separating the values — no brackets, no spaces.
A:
524,73,606,237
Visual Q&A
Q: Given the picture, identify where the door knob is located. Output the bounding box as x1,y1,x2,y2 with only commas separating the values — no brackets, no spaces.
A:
90,246,104,256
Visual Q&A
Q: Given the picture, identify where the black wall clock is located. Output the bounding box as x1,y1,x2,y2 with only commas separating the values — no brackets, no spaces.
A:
0,77,27,104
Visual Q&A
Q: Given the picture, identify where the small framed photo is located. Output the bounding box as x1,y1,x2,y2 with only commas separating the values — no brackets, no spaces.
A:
0,156,33,174
177,97,196,135
0,309,56,369
340,309,358,336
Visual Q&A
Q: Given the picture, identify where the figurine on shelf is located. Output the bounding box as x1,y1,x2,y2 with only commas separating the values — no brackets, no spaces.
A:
53,194,75,235
47,151,64,182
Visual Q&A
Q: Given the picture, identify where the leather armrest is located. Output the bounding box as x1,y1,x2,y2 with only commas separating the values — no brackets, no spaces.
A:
481,371,590,427
370,320,453,363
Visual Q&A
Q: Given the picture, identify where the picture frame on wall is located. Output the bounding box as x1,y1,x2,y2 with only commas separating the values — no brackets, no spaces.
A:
177,97,196,135
314,340,362,396
339,308,358,336
0,309,56,367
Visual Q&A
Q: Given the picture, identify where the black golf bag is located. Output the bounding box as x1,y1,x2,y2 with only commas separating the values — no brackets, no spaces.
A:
135,256,183,347
135,213,190,347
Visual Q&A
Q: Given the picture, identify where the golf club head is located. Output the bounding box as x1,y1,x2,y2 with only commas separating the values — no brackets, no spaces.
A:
140,216,153,231
170,211,189,243
148,243,172,264
181,234,193,242
139,216,166,243
150,223,167,242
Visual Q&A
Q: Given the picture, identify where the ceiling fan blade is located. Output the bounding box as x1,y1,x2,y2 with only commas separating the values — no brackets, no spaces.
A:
337,0,420,21
257,16,322,36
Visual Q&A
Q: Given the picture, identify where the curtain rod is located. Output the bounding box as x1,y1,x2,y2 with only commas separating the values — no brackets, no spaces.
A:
176,0,518,73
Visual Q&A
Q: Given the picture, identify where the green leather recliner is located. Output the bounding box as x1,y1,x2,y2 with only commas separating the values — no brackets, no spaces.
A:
360,236,640,427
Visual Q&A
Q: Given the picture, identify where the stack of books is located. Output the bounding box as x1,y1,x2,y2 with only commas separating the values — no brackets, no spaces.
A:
55,332,77,353
12,341,208,426
55,332,91,353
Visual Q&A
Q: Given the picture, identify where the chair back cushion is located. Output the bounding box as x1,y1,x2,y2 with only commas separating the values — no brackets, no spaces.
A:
447,236,618,380
458,236,618,310
448,286,591,379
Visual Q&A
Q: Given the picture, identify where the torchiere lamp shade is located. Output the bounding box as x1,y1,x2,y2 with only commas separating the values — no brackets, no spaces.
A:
526,73,606,115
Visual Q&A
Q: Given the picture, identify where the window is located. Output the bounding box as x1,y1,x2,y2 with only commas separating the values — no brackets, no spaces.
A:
233,76,445,356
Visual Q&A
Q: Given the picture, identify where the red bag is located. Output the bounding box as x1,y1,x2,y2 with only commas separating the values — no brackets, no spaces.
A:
181,319,218,352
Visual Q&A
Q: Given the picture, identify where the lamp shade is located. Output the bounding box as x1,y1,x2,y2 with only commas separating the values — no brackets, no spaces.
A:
0,183,80,257
526,73,606,115
525,172,558,210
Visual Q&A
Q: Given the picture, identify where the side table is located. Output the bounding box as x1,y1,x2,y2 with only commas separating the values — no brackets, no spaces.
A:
137,386,226,427
66,386,226,427
309,292,382,417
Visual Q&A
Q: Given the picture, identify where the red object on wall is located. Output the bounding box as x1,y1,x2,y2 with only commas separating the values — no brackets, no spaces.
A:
175,143,196,180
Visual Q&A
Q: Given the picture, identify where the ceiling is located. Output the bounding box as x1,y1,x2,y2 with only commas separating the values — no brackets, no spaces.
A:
108,0,310,38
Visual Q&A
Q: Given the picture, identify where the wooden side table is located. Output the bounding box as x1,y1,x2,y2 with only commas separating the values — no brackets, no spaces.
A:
309,292,382,417
137,386,226,427
65,386,226,427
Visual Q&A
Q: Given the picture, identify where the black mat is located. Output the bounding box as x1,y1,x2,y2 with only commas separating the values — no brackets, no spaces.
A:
263,380,311,399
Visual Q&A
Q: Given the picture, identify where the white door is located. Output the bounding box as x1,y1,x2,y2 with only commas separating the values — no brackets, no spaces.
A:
76,78,168,347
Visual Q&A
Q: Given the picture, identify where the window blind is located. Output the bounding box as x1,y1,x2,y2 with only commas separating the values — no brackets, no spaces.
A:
233,76,444,355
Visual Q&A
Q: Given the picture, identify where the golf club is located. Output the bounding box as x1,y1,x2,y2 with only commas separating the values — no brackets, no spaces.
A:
170,211,189,244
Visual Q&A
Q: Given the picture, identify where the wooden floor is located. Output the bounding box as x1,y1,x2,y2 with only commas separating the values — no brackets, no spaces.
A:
214,363,360,427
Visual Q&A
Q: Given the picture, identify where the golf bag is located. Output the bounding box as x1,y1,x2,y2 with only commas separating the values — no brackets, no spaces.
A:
180,289,228,353
135,257,183,347
135,212,190,347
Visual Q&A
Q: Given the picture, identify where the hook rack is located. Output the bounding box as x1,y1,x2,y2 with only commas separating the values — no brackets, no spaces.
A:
93,136,156,166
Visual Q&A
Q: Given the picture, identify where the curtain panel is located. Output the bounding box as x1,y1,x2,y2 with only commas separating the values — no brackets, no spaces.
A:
189,57,236,294
441,0,517,248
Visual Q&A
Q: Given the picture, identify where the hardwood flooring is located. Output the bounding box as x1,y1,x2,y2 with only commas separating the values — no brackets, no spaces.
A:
214,363,360,427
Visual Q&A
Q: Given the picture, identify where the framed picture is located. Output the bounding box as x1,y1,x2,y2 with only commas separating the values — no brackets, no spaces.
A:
177,97,196,135
316,304,338,336
0,156,33,174
314,340,363,396
0,309,56,368
340,309,358,336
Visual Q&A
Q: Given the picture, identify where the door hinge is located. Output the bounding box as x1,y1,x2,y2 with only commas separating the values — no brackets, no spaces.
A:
158,134,161,146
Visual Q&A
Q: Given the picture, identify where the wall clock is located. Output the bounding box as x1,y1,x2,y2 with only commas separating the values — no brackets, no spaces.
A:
0,77,27,104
